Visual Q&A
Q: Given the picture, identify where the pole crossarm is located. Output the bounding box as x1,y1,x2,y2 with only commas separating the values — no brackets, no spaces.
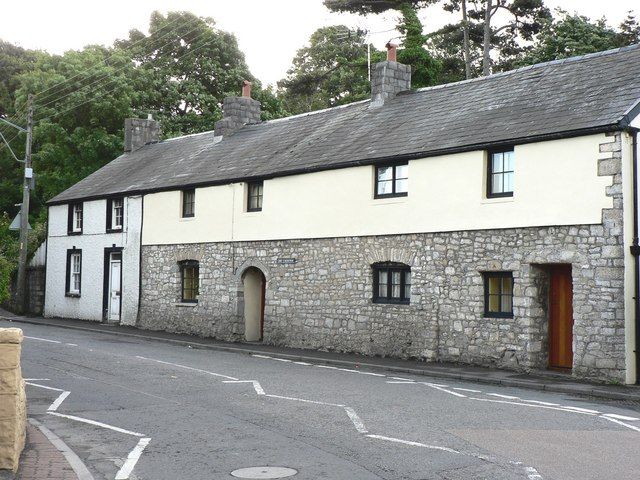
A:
0,116,27,133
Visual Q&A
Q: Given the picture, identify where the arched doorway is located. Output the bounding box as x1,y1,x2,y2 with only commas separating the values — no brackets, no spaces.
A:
242,267,266,342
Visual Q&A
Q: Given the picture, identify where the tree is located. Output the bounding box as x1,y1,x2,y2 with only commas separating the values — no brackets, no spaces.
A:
618,11,640,46
520,10,635,66
323,0,441,88
278,26,378,114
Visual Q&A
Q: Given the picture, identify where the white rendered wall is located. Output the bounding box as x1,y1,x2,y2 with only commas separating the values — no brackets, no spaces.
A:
143,134,613,245
44,196,141,325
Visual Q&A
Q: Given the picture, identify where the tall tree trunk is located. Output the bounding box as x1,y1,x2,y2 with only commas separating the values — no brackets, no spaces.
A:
483,0,492,76
462,0,471,79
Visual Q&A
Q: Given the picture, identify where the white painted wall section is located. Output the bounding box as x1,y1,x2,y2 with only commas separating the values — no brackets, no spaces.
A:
45,196,141,325
143,134,613,245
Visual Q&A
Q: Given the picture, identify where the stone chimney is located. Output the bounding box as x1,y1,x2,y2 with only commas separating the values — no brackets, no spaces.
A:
370,43,411,108
214,80,262,138
124,114,160,152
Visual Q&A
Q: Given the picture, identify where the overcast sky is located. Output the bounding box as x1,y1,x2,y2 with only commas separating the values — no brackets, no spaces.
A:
1,1,637,86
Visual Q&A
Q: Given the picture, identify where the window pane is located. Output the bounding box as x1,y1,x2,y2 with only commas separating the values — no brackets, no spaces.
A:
392,271,401,285
392,283,401,298
503,171,514,193
491,173,503,194
503,151,514,171
488,277,501,295
395,178,408,193
377,166,392,181
249,196,258,210
378,180,393,195
501,294,513,313
404,270,411,299
502,277,513,295
395,164,408,179
492,153,503,172
378,270,388,298
488,294,500,312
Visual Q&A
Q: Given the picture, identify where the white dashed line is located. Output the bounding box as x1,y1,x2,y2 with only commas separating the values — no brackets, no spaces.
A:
367,434,461,454
24,378,51,381
65,343,78,347
562,406,601,414
48,412,145,437
264,393,345,407
344,407,368,433
271,358,292,363
251,354,272,359
602,413,640,421
422,382,467,398
315,365,340,370
524,466,544,479
24,335,61,344
48,391,71,412
452,387,481,393
223,380,265,395
357,371,386,377
293,361,312,365
487,393,521,400
390,377,414,381
25,382,65,392
601,416,640,433
521,399,560,406
135,356,238,380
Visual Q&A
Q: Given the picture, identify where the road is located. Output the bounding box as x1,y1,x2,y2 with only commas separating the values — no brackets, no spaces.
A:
4,319,640,480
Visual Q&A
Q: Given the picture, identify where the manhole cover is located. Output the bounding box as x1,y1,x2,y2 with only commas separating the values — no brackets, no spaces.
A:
230,466,297,479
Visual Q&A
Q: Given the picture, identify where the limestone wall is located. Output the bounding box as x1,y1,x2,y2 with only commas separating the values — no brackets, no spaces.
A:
0,328,26,472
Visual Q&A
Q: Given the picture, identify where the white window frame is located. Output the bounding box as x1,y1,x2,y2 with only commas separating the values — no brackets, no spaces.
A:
112,198,123,230
73,204,83,232
67,252,82,295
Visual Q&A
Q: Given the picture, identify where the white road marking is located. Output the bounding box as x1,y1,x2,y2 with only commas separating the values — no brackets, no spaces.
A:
521,399,560,406
48,412,145,437
562,406,601,414
601,416,640,433
66,343,79,347
293,361,312,365
25,382,65,392
24,378,50,381
223,380,265,395
470,397,599,415
135,355,238,380
272,357,292,363
367,434,461,454
525,466,544,479
264,393,345,407
357,371,386,377
115,437,151,480
29,419,95,480
48,391,71,412
344,407,368,433
251,354,272,359
453,387,481,393
315,365,339,370
386,381,416,384
24,335,61,344
602,413,640,421
487,393,521,400
422,382,467,398
390,377,414,381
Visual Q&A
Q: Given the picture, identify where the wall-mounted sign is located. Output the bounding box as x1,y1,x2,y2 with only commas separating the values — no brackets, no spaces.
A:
277,258,297,265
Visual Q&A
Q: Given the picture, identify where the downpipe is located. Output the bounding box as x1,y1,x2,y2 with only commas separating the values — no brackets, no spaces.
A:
629,128,640,383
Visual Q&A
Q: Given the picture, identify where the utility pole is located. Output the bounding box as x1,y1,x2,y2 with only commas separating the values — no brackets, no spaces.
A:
15,95,34,314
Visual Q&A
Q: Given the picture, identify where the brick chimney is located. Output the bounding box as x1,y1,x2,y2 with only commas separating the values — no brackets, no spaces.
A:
370,43,411,108
124,114,160,152
214,80,262,138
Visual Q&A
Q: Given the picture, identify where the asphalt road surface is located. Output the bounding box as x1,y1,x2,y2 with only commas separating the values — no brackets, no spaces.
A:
4,319,640,480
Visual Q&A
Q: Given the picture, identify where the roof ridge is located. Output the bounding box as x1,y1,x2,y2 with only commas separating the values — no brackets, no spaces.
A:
263,98,370,125
409,43,640,95
163,129,214,143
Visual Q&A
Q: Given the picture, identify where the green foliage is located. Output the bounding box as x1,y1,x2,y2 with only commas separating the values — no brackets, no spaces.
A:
278,26,379,114
323,0,433,15
0,214,18,304
520,10,640,65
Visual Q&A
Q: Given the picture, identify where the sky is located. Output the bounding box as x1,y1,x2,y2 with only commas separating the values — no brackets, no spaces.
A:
1,1,637,86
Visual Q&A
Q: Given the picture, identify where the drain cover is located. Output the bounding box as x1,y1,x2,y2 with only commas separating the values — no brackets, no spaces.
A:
230,466,298,479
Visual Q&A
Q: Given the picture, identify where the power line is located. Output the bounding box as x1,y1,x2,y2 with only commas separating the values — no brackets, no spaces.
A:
34,21,210,114
31,13,188,102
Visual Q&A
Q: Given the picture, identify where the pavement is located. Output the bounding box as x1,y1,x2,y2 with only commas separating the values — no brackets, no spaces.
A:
1,308,639,403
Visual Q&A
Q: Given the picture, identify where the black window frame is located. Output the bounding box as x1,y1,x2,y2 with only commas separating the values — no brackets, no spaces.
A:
65,248,82,297
106,197,124,233
487,148,515,198
182,189,195,218
179,260,199,303
374,162,408,199
483,271,514,318
372,262,411,305
247,181,263,212
67,202,83,235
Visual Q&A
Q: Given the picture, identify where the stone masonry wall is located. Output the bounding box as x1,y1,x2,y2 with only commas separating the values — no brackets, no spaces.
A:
26,267,45,316
138,133,627,382
0,328,26,473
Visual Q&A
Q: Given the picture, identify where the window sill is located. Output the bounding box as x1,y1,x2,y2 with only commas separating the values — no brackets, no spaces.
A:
67,231,82,236
173,302,198,307
483,313,514,319
106,228,123,233
65,293,81,298
373,299,410,305
481,196,514,205
371,196,408,206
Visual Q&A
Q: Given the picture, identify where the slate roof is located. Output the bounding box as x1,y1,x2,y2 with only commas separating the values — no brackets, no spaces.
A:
49,44,640,204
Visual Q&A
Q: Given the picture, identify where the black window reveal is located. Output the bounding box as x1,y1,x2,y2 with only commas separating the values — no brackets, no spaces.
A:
375,163,408,198
247,181,263,212
483,271,514,317
372,262,411,304
179,260,199,303
65,249,82,296
182,189,195,218
106,197,124,232
487,149,514,197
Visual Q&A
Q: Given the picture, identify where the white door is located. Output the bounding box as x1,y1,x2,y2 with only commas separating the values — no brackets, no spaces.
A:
108,253,121,322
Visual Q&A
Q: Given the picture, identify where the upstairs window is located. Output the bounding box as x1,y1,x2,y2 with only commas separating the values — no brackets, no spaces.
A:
247,181,263,212
106,197,124,232
487,149,514,197
182,189,195,218
67,202,83,234
483,271,514,318
65,249,82,296
375,163,408,198
179,260,199,303
372,262,411,304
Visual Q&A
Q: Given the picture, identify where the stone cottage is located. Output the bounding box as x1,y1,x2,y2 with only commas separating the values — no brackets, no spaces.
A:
46,44,640,384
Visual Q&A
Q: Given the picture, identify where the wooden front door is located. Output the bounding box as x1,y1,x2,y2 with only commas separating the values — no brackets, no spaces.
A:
548,265,573,369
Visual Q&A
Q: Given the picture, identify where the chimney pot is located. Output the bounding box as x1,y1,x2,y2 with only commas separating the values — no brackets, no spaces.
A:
242,80,252,98
124,117,160,152
386,42,398,62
